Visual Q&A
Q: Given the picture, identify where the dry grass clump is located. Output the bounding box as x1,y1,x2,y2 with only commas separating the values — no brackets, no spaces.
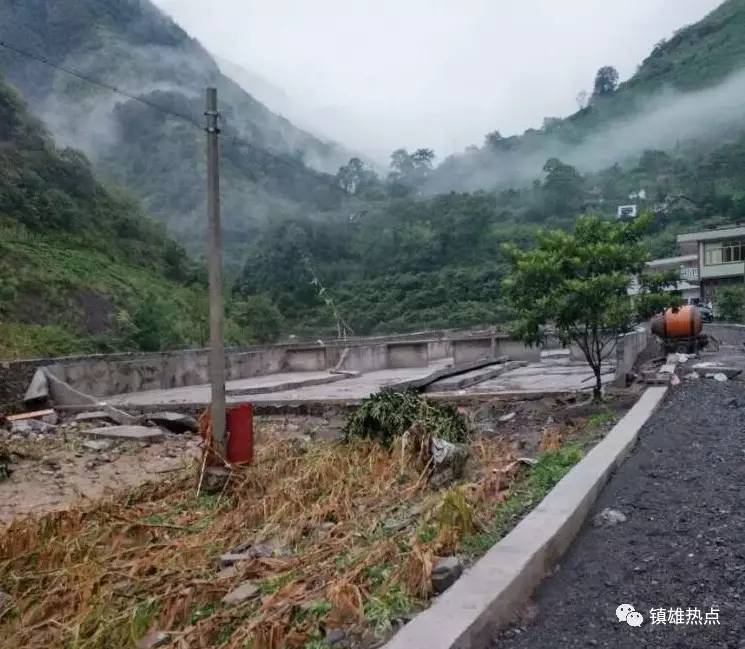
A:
0,431,524,649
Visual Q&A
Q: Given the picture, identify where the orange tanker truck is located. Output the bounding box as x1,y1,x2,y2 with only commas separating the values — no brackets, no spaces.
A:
650,305,708,354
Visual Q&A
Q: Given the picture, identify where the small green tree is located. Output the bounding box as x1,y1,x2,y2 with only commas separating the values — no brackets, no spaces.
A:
230,295,284,344
635,269,682,320
716,285,745,322
503,212,660,400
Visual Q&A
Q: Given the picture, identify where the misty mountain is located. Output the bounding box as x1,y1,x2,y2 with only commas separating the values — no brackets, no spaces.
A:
429,0,745,193
0,73,214,357
0,0,353,267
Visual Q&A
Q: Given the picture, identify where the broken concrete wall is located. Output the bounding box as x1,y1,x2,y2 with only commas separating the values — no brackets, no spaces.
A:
226,349,287,379
386,342,429,369
336,344,389,372
284,347,327,372
0,358,50,411
41,347,289,399
453,336,542,364
614,326,649,386
452,337,494,364
495,338,542,362
427,340,452,360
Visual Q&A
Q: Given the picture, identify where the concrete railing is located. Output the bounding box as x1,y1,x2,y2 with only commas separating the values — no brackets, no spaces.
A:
614,325,650,385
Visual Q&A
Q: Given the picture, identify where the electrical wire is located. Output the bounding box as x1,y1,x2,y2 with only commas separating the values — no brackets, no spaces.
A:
0,39,202,129
0,37,347,193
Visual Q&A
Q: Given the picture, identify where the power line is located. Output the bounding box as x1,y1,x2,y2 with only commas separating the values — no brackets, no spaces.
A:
0,39,202,129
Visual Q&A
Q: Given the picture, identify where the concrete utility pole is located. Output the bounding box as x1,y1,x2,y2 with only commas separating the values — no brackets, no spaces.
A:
205,87,226,458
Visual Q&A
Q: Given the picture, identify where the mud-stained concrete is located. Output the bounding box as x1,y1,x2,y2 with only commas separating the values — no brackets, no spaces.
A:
103,356,617,409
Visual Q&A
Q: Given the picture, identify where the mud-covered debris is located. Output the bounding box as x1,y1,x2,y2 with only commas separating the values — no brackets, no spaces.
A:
8,409,56,424
84,425,164,442
11,419,56,435
82,440,114,452
75,411,117,424
430,437,469,488
143,412,198,434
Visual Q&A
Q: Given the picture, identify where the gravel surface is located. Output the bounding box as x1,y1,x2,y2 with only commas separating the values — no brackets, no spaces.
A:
489,382,745,649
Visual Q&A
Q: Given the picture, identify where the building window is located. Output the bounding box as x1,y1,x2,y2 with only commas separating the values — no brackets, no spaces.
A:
705,240,745,266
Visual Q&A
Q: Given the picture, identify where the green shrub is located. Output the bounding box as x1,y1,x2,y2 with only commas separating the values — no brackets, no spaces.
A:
343,389,468,446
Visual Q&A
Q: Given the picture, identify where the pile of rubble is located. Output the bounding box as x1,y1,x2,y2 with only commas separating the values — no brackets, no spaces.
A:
638,354,742,386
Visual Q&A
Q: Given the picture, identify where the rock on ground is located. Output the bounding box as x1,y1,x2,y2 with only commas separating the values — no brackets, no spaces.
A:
592,508,627,527
432,556,463,594
222,581,260,605
83,426,164,442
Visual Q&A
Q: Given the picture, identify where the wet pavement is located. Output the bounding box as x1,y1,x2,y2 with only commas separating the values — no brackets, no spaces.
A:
486,380,745,649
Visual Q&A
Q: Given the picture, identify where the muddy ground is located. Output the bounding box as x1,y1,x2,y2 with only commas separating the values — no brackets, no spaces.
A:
0,393,636,524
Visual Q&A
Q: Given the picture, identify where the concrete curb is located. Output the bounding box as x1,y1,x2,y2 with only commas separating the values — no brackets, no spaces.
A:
382,386,668,649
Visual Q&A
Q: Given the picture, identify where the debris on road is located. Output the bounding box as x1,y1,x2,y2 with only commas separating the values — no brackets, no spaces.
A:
593,507,627,527
74,410,118,424
692,363,742,379
142,411,199,434
711,372,728,382
499,412,517,423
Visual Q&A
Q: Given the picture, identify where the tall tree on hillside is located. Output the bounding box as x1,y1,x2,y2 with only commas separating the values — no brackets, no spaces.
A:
593,66,619,96
502,212,663,399
388,147,435,195
484,130,504,150
542,158,585,217
336,157,378,194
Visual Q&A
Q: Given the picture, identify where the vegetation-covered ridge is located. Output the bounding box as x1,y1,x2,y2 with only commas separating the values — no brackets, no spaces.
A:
231,0,745,335
0,0,355,268
0,78,279,360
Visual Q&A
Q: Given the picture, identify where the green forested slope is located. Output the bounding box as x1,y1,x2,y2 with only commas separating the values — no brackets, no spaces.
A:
235,0,745,335
0,77,210,358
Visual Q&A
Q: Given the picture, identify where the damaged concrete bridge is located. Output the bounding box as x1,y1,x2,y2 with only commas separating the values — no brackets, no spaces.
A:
4,327,650,413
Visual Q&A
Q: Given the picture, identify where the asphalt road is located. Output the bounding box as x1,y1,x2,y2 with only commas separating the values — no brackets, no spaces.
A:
488,381,745,649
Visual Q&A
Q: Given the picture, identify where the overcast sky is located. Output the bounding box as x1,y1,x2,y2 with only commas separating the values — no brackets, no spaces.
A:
154,0,723,163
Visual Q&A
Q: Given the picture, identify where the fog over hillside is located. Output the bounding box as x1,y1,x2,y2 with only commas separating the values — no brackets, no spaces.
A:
427,68,745,194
